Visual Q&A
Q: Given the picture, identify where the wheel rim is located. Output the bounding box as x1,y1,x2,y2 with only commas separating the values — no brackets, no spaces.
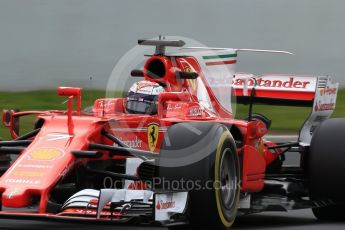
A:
219,148,237,210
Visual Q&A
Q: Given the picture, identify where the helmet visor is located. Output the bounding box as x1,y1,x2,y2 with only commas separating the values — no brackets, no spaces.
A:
126,100,157,115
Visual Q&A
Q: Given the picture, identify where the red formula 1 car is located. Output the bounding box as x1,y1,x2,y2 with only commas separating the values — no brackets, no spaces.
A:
0,38,343,229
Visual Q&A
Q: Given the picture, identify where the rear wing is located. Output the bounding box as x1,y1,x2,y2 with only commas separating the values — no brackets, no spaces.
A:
233,74,323,106
233,74,339,145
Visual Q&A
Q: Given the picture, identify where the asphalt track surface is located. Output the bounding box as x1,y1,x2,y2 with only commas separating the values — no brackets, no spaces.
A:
0,136,344,230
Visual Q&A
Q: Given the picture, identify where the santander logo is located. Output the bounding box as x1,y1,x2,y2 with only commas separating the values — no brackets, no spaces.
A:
233,77,311,89
232,75,318,92
156,199,175,210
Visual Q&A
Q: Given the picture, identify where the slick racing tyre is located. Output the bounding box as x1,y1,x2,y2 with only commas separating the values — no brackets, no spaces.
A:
312,205,345,221
157,122,240,229
308,118,345,221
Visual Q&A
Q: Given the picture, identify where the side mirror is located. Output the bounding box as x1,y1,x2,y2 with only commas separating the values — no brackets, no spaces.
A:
57,87,81,97
57,87,82,115
2,109,20,137
3,110,11,127
57,87,82,134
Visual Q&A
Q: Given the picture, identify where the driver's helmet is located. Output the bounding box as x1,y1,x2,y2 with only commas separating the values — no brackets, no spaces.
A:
126,80,165,115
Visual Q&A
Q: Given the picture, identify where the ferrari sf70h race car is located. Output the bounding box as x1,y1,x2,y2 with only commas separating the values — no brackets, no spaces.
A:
0,38,343,229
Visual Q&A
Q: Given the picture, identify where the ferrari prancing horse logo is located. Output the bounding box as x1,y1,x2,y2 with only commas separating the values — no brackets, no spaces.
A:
148,123,159,152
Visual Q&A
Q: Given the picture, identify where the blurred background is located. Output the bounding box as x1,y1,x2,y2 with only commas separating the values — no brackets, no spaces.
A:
0,0,344,137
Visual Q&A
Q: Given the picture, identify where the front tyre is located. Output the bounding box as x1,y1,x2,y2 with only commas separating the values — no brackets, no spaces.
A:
157,123,240,229
214,135,240,228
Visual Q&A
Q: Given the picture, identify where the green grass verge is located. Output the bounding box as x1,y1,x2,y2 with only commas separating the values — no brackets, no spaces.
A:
0,89,344,139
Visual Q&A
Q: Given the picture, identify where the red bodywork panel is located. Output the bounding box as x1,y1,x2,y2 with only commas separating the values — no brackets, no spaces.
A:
242,145,266,192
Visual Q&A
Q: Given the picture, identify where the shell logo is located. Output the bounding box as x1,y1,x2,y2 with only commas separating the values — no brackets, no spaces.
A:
28,148,63,161
156,200,175,210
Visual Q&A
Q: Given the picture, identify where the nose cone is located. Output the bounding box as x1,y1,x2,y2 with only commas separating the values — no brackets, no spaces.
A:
0,147,71,209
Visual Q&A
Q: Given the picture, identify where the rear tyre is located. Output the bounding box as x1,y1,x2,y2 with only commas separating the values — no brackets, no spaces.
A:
312,205,345,221
308,118,345,221
157,123,240,229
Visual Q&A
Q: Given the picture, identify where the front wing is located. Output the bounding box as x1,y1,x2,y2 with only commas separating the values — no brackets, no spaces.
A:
0,189,189,227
